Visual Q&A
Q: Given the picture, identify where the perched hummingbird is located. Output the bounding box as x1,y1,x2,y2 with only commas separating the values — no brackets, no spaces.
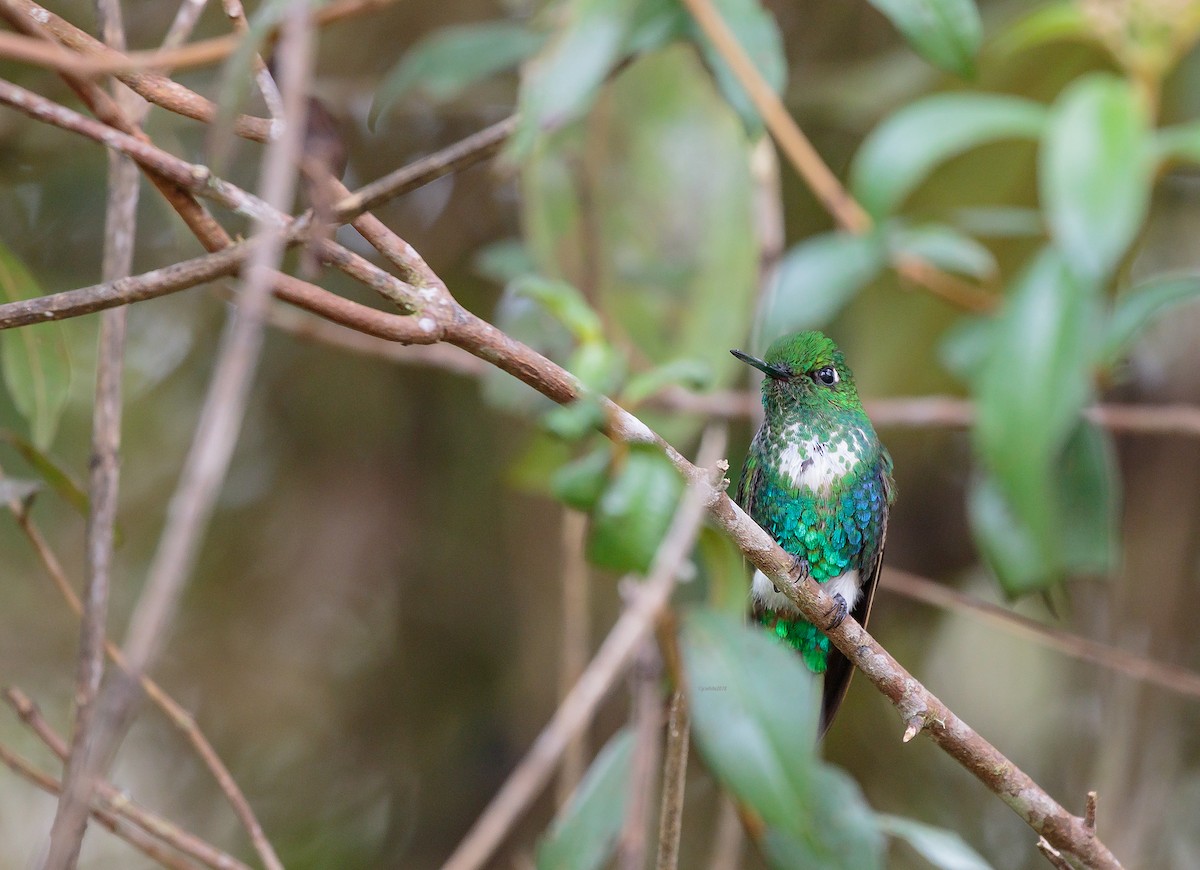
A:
731,331,894,734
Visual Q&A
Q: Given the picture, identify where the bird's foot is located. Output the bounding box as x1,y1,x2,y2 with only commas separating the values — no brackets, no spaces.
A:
824,593,848,631
786,553,810,584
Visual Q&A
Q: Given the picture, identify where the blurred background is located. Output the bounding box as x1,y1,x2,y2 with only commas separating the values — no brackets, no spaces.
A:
2,0,1200,867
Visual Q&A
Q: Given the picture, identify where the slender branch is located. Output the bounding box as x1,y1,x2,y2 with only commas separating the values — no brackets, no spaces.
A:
882,569,1200,701
441,428,727,870
3,486,280,870
655,690,689,870
617,640,664,870
0,741,202,870
50,0,138,861
7,689,253,870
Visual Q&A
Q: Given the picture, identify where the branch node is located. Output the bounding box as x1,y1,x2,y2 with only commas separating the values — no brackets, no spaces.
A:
1085,790,1098,831
1037,836,1073,870
902,714,924,744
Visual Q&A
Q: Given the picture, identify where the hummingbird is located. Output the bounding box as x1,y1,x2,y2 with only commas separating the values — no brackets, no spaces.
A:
731,331,894,734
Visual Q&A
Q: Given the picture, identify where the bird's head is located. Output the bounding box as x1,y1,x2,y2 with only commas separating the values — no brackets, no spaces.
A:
731,331,862,414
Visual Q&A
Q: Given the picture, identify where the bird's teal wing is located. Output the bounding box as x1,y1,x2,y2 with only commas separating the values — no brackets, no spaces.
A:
819,451,894,734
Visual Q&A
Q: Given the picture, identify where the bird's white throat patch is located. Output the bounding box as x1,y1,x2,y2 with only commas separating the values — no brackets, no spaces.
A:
775,427,863,493
752,568,862,615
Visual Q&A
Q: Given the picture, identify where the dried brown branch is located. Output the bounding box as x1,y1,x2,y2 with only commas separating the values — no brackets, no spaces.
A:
50,0,138,861
881,569,1200,701
655,690,689,870
441,428,727,870
0,740,202,870
618,641,664,870
7,689,253,870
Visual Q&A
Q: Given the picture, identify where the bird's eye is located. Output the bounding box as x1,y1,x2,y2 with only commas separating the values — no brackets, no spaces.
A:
813,366,838,386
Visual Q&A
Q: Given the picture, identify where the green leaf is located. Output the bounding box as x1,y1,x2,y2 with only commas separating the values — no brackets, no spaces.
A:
0,429,87,516
683,611,884,870
622,358,713,406
757,232,886,346
586,445,683,572
991,2,1093,59
938,315,993,383
1101,275,1200,368
552,445,613,511
0,243,71,450
536,728,635,870
878,814,994,870
974,248,1098,569
1040,74,1153,282
850,94,1047,218
509,0,638,157
950,206,1044,239
887,223,997,280
690,0,787,133
369,23,544,129
544,394,608,441
1057,422,1119,575
513,275,604,345
474,239,537,285
1155,122,1200,167
967,473,1047,596
864,0,982,77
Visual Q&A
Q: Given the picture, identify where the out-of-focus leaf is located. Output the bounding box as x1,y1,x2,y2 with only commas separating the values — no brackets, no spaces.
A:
991,2,1093,59
587,445,682,572
369,23,543,128
697,527,749,617
757,232,886,346
506,433,574,495
567,342,624,393
951,206,1044,239
509,0,638,158
1040,74,1152,282
938,315,993,383
864,0,982,77
1155,122,1200,166
878,814,994,870
544,394,608,441
967,473,1045,596
622,358,713,406
887,223,997,280
1101,275,1200,368
691,0,787,133
0,243,70,450
974,248,1097,569
0,476,42,509
683,611,883,869
514,275,604,344
552,445,613,511
850,94,1046,218
474,239,537,285
536,728,635,870
1057,422,1119,574
0,429,87,516
622,0,690,55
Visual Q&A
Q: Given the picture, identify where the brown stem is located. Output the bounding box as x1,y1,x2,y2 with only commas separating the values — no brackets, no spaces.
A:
655,691,690,870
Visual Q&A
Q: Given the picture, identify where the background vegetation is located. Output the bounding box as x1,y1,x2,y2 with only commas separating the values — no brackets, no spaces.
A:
2,0,1200,867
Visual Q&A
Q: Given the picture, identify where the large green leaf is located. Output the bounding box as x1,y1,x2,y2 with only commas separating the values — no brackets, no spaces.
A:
991,2,1093,59
1155,121,1200,166
683,611,883,870
0,243,70,451
509,0,639,157
1040,74,1153,282
586,445,683,572
967,473,1048,596
886,222,997,281
850,94,1047,218
1101,274,1200,368
974,248,1098,569
864,0,982,77
369,22,544,128
757,232,887,346
536,728,635,870
1057,422,1119,575
878,814,994,870
690,0,787,133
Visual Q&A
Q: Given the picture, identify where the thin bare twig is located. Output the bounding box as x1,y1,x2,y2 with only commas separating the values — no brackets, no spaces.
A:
441,427,727,870
655,691,689,870
1038,837,1075,870
1086,791,1098,831
8,689,253,870
881,569,1200,701
0,741,202,870
618,641,664,870
41,6,315,865
557,509,590,807
47,0,137,861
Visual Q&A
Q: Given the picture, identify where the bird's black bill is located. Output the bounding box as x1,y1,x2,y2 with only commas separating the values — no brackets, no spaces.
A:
730,348,789,380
